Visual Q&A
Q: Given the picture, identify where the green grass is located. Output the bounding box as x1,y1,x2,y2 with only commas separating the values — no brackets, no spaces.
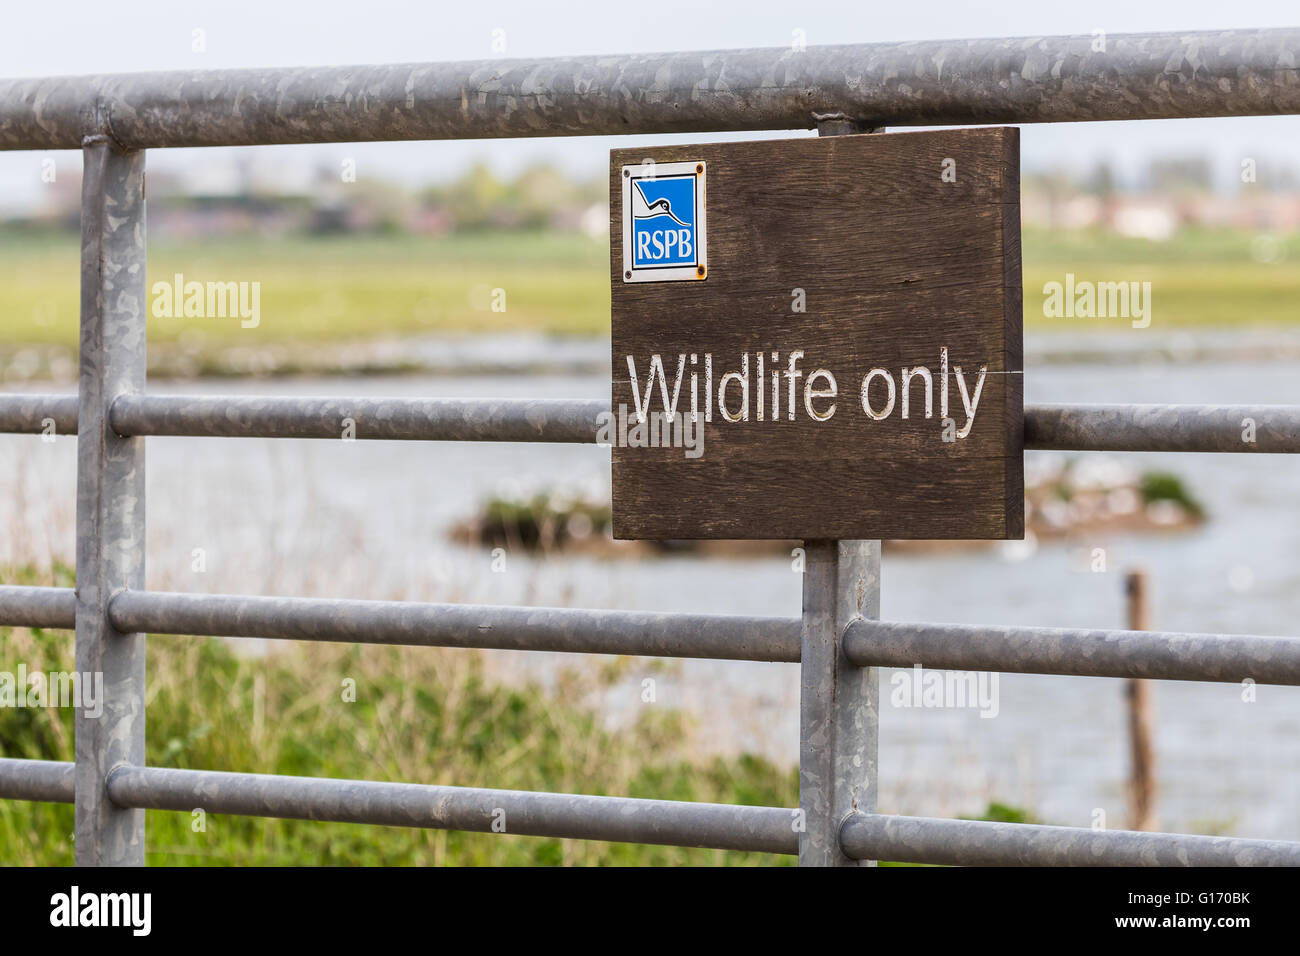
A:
0,562,798,866
1139,470,1206,519
0,226,1296,368
0,230,612,351
1022,227,1300,329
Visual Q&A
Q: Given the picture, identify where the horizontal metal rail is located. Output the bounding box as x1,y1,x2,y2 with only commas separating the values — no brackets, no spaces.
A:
16,584,1299,684
0,759,75,804
11,757,1298,865
109,590,802,663
102,765,798,854
1026,403,1300,453
110,394,607,443
2,29,1299,150
5,394,1300,454
0,585,77,629
0,393,78,435
844,619,1300,685
840,812,1300,866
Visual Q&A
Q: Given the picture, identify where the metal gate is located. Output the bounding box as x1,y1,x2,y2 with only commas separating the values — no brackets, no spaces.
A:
2,28,1300,866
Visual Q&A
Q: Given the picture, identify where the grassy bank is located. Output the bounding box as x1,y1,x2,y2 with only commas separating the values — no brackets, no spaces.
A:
1022,228,1300,328
0,231,611,351
0,563,798,866
0,227,1296,369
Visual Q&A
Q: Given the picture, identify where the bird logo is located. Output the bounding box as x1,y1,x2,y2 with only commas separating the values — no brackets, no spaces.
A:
632,181,691,227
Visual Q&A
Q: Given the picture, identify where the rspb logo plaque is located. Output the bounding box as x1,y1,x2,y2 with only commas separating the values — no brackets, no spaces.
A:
621,160,707,282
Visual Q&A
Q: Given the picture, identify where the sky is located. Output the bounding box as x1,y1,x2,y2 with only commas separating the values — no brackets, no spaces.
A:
1,0,1298,210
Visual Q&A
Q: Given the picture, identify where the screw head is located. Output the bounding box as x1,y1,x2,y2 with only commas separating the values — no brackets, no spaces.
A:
696,265,706,277
624,271,632,279
623,169,630,177
696,164,704,174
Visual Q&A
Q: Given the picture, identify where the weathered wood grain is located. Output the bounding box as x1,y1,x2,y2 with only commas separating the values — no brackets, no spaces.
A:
610,127,1023,540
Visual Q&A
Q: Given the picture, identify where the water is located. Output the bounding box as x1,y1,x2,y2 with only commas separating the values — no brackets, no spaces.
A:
2,354,1298,838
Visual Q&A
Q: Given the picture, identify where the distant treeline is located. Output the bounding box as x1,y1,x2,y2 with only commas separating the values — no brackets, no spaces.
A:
8,153,1300,239
6,161,611,238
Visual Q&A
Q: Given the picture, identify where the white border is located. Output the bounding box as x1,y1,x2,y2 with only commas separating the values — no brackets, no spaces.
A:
621,160,707,283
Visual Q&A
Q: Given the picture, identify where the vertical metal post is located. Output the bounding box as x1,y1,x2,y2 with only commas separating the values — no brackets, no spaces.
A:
75,139,148,866
799,540,881,865
797,117,883,867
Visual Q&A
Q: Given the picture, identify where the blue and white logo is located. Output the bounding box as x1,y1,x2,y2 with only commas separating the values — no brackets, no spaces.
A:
621,160,707,282
632,176,696,267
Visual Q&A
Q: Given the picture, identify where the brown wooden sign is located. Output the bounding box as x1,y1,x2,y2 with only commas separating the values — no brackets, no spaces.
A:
608,127,1023,540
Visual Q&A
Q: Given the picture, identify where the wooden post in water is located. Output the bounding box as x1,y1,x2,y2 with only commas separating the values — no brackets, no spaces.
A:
1125,569,1158,832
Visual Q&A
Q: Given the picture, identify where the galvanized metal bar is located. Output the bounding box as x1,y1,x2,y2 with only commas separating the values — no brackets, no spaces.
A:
843,619,1300,685
108,590,802,663
840,812,1300,866
1026,403,1300,452
74,140,148,867
110,394,606,443
0,585,77,629
104,766,798,854
0,758,76,804
13,395,1300,452
798,540,880,866
0,393,79,435
2,29,1300,150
